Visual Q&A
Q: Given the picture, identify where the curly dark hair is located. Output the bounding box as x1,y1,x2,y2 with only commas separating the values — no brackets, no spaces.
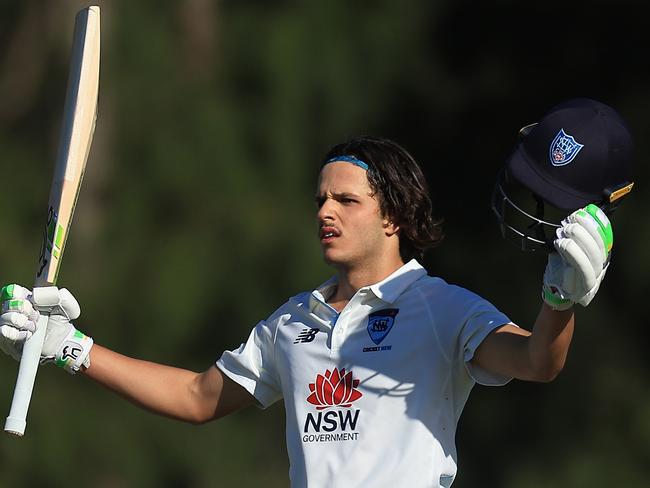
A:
321,136,444,262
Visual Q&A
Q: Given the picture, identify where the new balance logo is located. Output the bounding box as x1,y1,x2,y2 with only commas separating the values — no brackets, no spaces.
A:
294,328,319,344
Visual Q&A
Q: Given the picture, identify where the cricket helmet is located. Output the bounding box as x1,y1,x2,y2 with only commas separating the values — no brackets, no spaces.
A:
492,98,634,251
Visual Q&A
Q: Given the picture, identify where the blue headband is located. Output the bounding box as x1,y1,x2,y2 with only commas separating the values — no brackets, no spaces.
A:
324,155,369,171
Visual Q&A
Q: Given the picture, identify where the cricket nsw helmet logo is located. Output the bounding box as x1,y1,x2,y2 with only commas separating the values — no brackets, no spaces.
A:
549,128,584,166
307,368,362,410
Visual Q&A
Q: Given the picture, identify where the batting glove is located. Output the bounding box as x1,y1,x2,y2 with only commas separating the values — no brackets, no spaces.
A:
0,284,93,374
542,204,613,311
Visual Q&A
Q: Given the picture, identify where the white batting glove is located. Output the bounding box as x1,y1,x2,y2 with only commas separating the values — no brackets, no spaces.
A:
542,204,613,311
0,284,93,374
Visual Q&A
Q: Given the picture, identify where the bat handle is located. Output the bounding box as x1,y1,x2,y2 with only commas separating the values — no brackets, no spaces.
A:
4,313,49,436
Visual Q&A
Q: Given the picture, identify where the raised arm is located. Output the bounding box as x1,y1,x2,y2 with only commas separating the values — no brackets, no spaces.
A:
0,284,255,425
472,305,574,382
472,204,612,382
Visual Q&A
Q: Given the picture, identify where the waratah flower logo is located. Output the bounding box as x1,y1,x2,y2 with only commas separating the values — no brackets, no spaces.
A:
307,368,363,410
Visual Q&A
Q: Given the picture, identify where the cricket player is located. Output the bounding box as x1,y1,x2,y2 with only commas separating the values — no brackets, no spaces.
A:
0,99,633,487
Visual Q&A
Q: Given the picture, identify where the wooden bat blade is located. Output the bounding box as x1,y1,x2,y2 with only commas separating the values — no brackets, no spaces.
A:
4,6,100,437
36,5,101,287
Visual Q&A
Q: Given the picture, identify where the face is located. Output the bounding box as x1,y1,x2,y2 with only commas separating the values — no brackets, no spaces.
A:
316,162,399,270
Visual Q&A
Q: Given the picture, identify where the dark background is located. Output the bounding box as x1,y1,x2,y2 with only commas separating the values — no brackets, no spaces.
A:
1,1,648,486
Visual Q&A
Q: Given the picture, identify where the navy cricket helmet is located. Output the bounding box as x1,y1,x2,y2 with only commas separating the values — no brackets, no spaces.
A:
492,98,635,251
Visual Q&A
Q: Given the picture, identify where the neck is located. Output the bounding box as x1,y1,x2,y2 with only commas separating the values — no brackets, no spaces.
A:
329,256,406,306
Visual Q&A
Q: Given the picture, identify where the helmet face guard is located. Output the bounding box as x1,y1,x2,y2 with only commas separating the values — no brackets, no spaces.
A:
491,168,561,251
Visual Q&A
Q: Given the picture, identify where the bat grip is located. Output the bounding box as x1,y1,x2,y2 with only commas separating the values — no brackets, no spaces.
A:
4,313,49,436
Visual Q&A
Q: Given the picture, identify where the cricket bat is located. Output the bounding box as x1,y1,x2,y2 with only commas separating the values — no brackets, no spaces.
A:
4,6,100,436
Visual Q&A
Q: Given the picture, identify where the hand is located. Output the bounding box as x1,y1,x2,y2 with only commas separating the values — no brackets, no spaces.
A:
0,284,93,374
542,204,613,311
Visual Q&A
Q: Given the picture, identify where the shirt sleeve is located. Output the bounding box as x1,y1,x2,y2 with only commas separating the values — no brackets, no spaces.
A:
216,319,283,408
459,301,513,386
429,283,513,386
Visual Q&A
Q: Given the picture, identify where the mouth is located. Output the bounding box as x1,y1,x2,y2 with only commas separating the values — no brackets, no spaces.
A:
319,225,341,243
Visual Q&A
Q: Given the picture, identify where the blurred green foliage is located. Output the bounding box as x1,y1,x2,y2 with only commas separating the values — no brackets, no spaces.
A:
1,1,648,486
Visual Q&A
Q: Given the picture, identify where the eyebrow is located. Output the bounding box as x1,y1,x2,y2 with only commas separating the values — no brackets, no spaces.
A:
314,191,363,200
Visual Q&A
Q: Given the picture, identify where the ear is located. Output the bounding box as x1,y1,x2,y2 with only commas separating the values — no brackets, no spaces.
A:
382,218,400,237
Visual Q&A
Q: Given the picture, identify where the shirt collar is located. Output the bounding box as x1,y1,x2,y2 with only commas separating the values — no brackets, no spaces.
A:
310,259,427,310
368,259,427,303
311,277,337,303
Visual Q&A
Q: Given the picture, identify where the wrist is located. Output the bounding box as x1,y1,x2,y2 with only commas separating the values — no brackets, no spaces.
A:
54,327,94,374
542,285,574,312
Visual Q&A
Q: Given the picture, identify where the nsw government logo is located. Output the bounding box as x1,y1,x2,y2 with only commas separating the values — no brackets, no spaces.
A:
303,368,362,443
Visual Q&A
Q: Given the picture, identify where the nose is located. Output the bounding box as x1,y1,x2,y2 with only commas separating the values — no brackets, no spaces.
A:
317,197,335,222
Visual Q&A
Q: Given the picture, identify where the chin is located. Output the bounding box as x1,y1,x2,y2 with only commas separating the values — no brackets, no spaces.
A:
321,250,347,268
321,251,359,271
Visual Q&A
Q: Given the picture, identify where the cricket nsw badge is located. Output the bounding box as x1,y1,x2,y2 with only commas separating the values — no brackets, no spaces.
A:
367,308,399,345
549,128,584,166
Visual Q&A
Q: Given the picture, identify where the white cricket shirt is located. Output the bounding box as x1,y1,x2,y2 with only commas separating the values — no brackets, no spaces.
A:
217,260,511,488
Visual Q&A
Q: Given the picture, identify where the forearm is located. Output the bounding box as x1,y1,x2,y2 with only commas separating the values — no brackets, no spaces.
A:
526,302,575,381
473,303,575,382
0,286,254,422
81,344,212,424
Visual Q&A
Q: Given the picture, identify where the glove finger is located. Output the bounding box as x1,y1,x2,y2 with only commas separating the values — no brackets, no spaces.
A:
565,205,613,254
1,297,37,318
1,324,32,343
0,311,37,332
58,289,81,320
577,261,609,307
555,237,597,291
571,213,608,259
0,284,32,301
586,204,613,252
558,224,603,275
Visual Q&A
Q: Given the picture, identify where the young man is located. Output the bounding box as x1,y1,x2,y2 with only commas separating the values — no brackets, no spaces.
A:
1,112,621,485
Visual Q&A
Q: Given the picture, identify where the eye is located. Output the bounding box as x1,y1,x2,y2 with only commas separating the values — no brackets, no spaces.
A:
340,197,357,205
315,196,326,208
